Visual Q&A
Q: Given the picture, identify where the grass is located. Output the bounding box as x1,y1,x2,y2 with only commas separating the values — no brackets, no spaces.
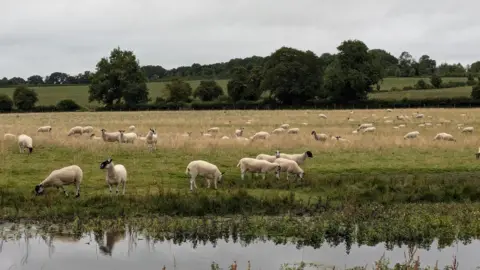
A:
377,77,466,91
369,86,472,100
1,109,480,220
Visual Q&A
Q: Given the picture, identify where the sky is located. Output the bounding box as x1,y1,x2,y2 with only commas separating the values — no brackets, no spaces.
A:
1,0,479,78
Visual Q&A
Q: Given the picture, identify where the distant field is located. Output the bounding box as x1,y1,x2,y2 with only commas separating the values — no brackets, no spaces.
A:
0,77,471,107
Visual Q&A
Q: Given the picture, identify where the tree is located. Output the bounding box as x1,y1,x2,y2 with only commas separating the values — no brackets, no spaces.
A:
418,55,437,75
245,66,263,100
57,99,81,111
227,66,249,102
471,84,480,99
45,72,69,84
470,61,480,74
0,94,13,111
398,51,416,77
193,80,223,101
261,47,324,105
430,74,442,88
27,75,44,85
8,77,26,85
141,65,166,80
369,49,398,77
324,40,381,103
88,47,149,107
165,79,192,102
13,86,38,111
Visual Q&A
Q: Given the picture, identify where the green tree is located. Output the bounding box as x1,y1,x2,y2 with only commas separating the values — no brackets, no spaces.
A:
165,79,192,102
430,74,442,88
398,51,416,77
193,80,223,101
89,47,149,107
0,94,13,111
470,61,480,74
13,86,38,111
369,49,398,77
27,75,44,85
324,40,381,103
261,47,324,105
471,84,480,99
227,66,249,102
245,66,263,100
418,55,437,75
57,99,81,111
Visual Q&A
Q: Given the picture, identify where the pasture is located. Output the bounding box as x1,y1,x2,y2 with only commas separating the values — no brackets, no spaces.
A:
1,108,480,221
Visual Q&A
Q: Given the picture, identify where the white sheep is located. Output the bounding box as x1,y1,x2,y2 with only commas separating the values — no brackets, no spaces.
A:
362,127,376,133
4,133,16,140
311,131,328,141
250,131,270,141
278,151,313,165
302,122,308,126
185,160,224,191
145,128,158,151
207,127,220,133
433,132,456,142
221,136,230,140
181,132,192,137
236,157,281,180
67,126,83,136
37,125,52,132
34,165,83,197
100,158,127,194
272,128,286,134
119,130,137,143
128,125,136,132
415,112,424,119
397,115,405,120
476,147,480,159
82,126,94,134
256,150,281,163
18,134,33,154
101,129,121,143
404,131,420,139
461,127,474,133
235,128,244,137
331,136,350,142
386,109,392,112
280,124,290,129
287,128,299,134
357,123,374,131
318,114,327,119
274,157,305,180
89,134,102,140
200,131,213,138
347,117,355,122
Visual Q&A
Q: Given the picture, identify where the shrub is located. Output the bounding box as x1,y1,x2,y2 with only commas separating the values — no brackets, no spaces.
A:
193,80,223,101
430,74,442,88
441,81,467,88
390,87,402,92
56,99,81,111
0,94,13,112
403,86,414,90
471,84,480,100
414,79,429,90
13,86,38,111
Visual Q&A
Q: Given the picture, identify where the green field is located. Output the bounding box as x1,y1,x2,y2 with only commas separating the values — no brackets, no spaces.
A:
377,76,467,90
369,86,472,100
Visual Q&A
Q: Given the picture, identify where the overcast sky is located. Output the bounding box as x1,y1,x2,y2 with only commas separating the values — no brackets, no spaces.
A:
1,0,478,78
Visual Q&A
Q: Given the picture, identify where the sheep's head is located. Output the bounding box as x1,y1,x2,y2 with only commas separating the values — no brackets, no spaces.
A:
90,134,95,138
149,128,156,134
101,128,106,133
35,184,44,195
305,151,313,158
298,171,304,179
275,150,280,158
218,172,225,182
100,158,113,169
28,147,33,154
118,130,125,134
311,131,316,135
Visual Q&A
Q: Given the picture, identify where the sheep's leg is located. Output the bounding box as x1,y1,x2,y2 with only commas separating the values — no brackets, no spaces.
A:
261,173,266,180
286,173,290,181
240,170,245,181
214,178,217,189
190,177,196,191
206,177,211,188
75,182,80,198
19,146,23,153
254,173,259,177
122,181,126,195
116,183,120,194
61,186,68,197
108,184,112,193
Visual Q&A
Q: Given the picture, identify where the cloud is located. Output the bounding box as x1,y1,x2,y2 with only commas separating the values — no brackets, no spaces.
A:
0,0,478,78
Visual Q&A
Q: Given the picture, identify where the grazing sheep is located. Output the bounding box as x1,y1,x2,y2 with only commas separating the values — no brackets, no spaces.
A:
34,165,83,197
278,151,313,165
386,109,392,112
461,127,474,133
68,126,83,136
272,128,286,134
280,124,290,129
318,114,327,119
145,128,158,151
37,125,52,132
362,127,376,133
347,117,355,122
384,120,393,124
404,131,420,139
18,134,33,154
331,136,350,142
250,131,270,141
274,157,305,180
221,136,229,140
311,131,328,141
200,131,213,137
119,130,137,143
100,158,127,194
352,130,359,134
128,125,136,132
357,123,374,131
236,157,281,180
397,115,405,120
433,132,456,142
302,122,308,126
207,127,220,133
287,128,299,134
235,128,244,137
89,134,102,140
101,129,121,143
256,150,281,163
4,133,16,140
398,124,406,128
181,132,192,137
185,160,224,191
82,126,94,134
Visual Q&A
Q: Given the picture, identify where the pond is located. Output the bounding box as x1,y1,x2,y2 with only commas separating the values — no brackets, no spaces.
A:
1,224,479,270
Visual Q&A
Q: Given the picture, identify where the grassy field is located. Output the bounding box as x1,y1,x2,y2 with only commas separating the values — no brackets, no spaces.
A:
0,77,470,107
1,108,480,221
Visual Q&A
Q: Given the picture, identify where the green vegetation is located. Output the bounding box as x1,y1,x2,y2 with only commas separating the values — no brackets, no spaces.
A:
370,86,472,100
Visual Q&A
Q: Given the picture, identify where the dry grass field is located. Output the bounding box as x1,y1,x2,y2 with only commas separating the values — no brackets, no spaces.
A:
2,108,480,220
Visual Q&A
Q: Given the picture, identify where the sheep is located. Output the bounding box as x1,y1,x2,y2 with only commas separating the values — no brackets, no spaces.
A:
397,115,405,120
256,150,281,163
384,120,393,124
272,128,285,134
357,123,374,131
200,131,213,137
236,157,281,180
100,158,127,194
362,127,376,133
476,147,480,160
181,132,192,137
185,160,224,191
68,126,83,136
311,131,328,141
415,113,425,119
347,117,355,122
128,125,136,132
18,134,33,154
404,131,420,139
34,165,83,197
398,124,406,128
278,151,313,165
90,134,102,140
386,109,392,112
250,131,270,141
280,124,290,129
433,132,456,142
145,128,158,151
119,130,137,143
331,136,350,142
37,125,52,132
461,127,474,133
274,157,305,180
235,128,244,137
207,127,220,133
302,122,308,126
287,128,299,134
4,133,16,140
82,126,94,134
101,129,121,143
221,136,230,140
318,114,327,119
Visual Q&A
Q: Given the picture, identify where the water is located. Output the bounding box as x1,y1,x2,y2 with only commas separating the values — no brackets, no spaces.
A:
1,228,479,270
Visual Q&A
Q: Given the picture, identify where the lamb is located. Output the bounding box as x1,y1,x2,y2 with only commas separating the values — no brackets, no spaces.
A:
18,134,33,154
101,129,121,143
235,128,244,137
100,158,127,194
250,131,270,141
236,157,281,180
256,150,281,163
119,130,137,143
272,128,286,134
34,165,83,197
82,126,94,134
4,133,16,140
128,125,136,132
357,123,374,131
362,127,376,133
311,131,328,141
37,125,52,132
318,114,327,119
274,157,305,180
89,134,102,140
278,151,313,165
461,127,474,133
433,132,456,142
185,160,224,191
280,124,290,129
207,127,220,133
287,128,299,134
404,131,420,139
145,128,158,151
68,126,83,136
